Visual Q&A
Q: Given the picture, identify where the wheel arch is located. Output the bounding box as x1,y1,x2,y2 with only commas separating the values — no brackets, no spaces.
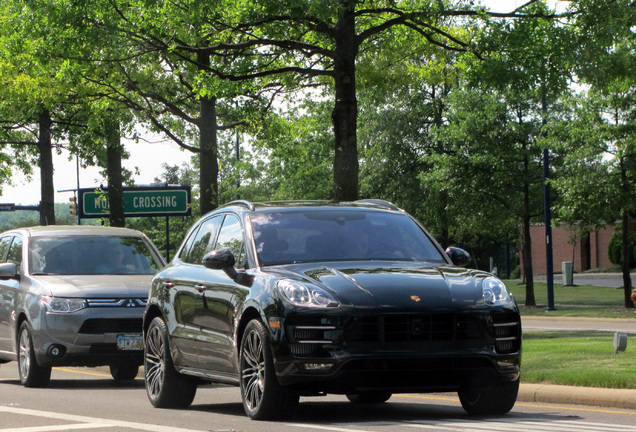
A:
236,306,264,356
143,304,164,337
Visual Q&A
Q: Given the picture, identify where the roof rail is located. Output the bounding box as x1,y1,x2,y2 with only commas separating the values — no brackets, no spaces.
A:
222,200,255,211
354,199,400,211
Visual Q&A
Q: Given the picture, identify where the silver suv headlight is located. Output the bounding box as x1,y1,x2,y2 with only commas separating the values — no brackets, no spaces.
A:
277,280,339,307
40,296,87,313
481,277,511,306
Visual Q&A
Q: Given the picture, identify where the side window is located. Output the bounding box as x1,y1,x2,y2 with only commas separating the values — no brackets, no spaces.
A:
7,236,23,273
0,236,12,262
184,216,222,265
215,215,247,268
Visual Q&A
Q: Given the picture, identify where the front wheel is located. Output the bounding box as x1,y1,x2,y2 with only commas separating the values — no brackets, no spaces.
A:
239,319,299,420
110,364,139,381
458,378,519,415
17,322,51,388
144,317,197,408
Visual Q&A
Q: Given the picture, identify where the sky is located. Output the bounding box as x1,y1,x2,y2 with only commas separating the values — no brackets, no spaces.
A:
0,139,192,206
0,0,565,207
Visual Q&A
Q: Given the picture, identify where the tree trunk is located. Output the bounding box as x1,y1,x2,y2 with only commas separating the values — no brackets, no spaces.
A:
105,118,125,227
332,1,359,201
37,110,55,226
199,94,219,214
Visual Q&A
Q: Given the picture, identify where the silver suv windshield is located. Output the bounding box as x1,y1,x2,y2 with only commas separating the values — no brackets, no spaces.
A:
250,209,445,266
29,236,163,275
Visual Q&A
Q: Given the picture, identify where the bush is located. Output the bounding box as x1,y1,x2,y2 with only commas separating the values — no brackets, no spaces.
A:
608,231,636,266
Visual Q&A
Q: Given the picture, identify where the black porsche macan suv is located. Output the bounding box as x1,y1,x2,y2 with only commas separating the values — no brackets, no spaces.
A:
143,200,521,420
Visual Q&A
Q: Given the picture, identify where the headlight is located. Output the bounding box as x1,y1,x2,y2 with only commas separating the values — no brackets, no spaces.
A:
277,280,339,307
481,277,511,306
40,296,87,313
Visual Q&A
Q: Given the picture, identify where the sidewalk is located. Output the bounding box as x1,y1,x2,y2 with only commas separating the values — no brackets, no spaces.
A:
518,383,636,410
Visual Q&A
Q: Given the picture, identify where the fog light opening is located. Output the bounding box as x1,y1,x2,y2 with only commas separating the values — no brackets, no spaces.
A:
47,344,66,358
302,362,332,371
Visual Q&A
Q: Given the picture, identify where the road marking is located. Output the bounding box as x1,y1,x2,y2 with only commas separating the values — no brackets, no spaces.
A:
394,394,636,416
0,406,204,432
55,367,112,378
3,424,111,431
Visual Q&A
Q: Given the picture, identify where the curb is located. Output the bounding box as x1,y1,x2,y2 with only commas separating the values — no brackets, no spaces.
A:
518,384,636,410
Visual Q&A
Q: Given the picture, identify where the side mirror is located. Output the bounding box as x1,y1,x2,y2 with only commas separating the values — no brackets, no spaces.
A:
445,247,471,267
0,262,18,280
202,249,253,287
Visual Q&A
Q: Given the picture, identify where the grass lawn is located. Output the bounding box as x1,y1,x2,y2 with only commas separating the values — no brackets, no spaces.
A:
501,279,635,389
522,331,636,389
504,280,636,318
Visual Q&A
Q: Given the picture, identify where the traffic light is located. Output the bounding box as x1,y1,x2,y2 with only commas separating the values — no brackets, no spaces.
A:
69,197,77,215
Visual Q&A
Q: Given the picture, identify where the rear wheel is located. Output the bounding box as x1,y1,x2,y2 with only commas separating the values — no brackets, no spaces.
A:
458,378,519,415
17,322,51,388
239,319,299,420
110,364,139,381
144,317,197,408
346,391,392,404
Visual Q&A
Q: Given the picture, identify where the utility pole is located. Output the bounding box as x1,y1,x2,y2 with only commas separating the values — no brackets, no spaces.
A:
542,92,556,311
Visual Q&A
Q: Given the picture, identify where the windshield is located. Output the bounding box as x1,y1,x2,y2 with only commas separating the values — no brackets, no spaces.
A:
250,209,446,266
29,235,164,275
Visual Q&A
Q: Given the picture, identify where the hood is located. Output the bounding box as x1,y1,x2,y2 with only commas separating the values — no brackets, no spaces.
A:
32,274,153,298
271,261,488,311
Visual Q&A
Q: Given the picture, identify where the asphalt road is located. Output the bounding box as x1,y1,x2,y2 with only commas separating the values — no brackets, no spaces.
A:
1,362,636,432
534,272,636,288
522,316,636,334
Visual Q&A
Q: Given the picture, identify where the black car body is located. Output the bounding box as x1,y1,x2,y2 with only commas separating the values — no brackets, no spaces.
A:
143,200,521,419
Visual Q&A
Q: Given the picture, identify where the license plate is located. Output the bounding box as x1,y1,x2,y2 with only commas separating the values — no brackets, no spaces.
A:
117,334,143,351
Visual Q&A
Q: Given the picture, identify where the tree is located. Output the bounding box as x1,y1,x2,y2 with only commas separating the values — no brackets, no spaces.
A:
565,0,636,308
552,85,636,308
96,0,554,201
446,1,575,306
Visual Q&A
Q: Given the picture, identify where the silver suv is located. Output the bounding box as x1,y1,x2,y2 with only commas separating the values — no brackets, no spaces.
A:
0,225,165,387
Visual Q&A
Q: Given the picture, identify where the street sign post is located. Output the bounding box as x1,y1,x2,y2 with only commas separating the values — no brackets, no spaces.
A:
77,186,191,218
0,203,16,212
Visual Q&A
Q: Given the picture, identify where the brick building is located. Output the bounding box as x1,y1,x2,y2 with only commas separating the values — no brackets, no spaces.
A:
524,223,623,276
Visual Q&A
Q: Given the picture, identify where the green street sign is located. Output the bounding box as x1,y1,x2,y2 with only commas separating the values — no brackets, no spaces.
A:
78,186,191,218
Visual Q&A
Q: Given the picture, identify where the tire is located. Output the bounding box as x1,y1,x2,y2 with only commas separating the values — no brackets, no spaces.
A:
346,391,392,404
458,378,519,415
110,364,139,381
17,322,51,388
144,317,197,408
239,319,299,420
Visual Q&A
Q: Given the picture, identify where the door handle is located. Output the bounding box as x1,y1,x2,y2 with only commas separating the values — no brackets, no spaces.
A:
162,282,174,289
194,284,207,293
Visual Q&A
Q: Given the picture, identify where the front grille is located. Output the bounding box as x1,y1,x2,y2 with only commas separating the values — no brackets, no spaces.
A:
79,318,143,334
287,316,343,357
285,312,521,357
348,314,485,349
86,298,147,308
491,313,521,354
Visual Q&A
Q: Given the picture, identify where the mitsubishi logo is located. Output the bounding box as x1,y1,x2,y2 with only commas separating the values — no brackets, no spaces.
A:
126,299,137,307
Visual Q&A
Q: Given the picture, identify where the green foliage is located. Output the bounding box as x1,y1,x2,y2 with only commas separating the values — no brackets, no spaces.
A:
608,230,636,267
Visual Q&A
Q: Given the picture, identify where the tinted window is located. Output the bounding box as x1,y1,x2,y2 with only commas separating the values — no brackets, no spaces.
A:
7,236,22,272
183,216,222,265
251,210,445,266
0,236,12,262
215,215,246,268
29,236,163,276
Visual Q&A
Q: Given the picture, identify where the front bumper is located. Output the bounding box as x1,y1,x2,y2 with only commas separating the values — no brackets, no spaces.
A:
272,310,522,394
31,305,145,367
